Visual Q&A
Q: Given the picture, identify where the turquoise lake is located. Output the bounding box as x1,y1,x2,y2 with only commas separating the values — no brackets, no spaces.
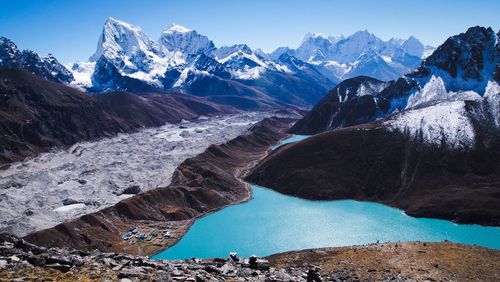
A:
152,136,500,260
271,134,309,150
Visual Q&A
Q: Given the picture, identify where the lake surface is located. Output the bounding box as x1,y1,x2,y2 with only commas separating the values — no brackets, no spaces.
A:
153,185,500,260
152,135,500,260
271,134,309,150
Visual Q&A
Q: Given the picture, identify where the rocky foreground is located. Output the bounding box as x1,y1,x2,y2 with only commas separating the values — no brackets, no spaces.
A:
1,235,499,281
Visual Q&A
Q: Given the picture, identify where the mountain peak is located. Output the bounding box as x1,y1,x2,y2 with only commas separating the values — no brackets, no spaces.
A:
92,17,160,60
104,17,140,32
417,25,498,86
328,34,345,43
159,24,215,57
163,23,192,34
350,29,376,40
400,36,424,57
301,32,327,44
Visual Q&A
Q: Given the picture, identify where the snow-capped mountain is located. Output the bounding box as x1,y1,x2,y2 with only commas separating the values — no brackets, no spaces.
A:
273,30,434,82
159,24,216,57
0,37,73,83
88,17,178,91
69,18,335,109
291,26,500,143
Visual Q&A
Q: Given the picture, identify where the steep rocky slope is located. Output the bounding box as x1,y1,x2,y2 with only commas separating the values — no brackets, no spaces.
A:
290,76,387,134
0,69,130,164
95,91,234,127
23,117,292,255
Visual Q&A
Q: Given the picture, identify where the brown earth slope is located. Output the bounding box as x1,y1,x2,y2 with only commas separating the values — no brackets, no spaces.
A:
267,242,500,281
23,117,292,256
246,123,500,226
0,69,231,165
95,91,235,128
0,69,130,164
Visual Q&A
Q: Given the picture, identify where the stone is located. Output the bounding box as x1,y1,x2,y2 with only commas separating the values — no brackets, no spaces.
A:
229,252,239,261
24,210,34,216
118,266,146,278
46,263,72,273
307,268,322,282
249,255,258,269
62,198,80,205
122,185,141,195
220,263,235,274
0,259,7,269
203,265,221,274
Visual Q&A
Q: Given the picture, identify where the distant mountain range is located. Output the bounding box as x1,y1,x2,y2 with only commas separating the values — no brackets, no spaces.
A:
291,26,500,137
1,18,435,109
69,18,335,109
268,30,434,82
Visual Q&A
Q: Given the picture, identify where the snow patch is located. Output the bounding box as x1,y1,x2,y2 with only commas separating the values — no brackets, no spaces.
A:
53,203,86,213
232,66,266,80
163,23,192,34
484,80,500,97
67,61,95,90
386,101,475,149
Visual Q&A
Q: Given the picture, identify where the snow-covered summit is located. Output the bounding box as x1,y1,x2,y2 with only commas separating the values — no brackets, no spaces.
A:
411,26,499,94
163,23,192,34
69,18,334,108
90,17,163,68
159,23,215,57
399,36,425,57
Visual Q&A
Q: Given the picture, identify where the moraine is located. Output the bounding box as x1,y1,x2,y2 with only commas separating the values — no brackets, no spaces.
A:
0,112,269,237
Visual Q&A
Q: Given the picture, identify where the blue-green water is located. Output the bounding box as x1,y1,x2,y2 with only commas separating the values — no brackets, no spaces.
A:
271,134,310,150
153,185,500,260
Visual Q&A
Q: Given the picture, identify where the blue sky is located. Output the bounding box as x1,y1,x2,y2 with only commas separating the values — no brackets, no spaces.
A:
1,0,498,63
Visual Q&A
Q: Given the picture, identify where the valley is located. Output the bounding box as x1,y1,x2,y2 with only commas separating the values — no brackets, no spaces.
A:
0,4,499,279
0,112,268,237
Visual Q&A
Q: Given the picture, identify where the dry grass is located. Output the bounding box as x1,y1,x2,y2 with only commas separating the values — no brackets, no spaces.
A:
267,242,500,281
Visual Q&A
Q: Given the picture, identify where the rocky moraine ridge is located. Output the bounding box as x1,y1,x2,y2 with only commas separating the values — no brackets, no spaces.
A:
1,235,499,281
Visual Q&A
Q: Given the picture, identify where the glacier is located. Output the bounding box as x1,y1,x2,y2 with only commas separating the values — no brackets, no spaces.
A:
0,112,269,237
